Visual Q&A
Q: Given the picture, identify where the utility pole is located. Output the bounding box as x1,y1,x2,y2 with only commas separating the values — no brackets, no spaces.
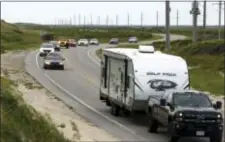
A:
78,14,81,26
176,9,179,27
116,14,118,26
127,13,130,27
98,16,100,26
218,1,222,39
203,1,207,28
84,16,86,28
165,1,170,49
156,10,159,27
90,14,93,27
106,15,109,26
190,1,200,43
73,14,76,26
141,12,143,31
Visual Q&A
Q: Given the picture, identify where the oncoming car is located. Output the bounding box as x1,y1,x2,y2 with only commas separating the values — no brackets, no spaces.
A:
39,43,55,57
49,40,60,51
68,39,77,47
58,40,67,47
109,38,119,44
128,36,138,43
43,52,65,70
89,38,99,45
78,38,89,46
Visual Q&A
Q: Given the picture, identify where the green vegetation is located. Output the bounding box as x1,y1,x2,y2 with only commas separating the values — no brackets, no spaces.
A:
149,27,224,41
1,77,70,142
14,24,164,43
96,39,224,96
1,20,41,53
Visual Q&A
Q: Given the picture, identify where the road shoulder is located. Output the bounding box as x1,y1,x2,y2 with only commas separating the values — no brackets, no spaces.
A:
1,51,120,142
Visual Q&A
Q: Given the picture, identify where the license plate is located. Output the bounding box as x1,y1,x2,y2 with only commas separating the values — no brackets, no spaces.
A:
196,131,205,136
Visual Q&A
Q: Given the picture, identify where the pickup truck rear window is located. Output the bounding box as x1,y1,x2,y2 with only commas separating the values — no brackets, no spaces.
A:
173,93,212,107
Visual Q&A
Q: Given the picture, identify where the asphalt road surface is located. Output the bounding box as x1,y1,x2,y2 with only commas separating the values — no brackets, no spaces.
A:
25,34,223,142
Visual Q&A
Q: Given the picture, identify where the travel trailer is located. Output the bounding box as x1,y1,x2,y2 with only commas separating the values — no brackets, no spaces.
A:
99,45,190,116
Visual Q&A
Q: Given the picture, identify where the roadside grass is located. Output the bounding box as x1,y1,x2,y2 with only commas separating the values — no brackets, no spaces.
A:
1,20,41,53
149,27,224,40
96,39,224,96
1,76,70,142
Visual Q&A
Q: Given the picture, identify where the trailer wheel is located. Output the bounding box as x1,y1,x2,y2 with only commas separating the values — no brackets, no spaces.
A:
100,95,104,101
148,113,158,133
111,103,119,116
106,99,111,106
169,136,179,142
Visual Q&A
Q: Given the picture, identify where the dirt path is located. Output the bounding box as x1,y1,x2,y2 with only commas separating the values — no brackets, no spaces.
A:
1,51,120,142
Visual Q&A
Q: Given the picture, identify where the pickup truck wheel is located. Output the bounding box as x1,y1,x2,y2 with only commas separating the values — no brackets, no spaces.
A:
111,103,119,116
148,114,158,133
210,134,222,142
169,136,179,142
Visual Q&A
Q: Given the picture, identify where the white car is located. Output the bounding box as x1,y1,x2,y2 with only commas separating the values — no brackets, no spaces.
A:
39,43,55,56
89,38,99,45
78,39,89,46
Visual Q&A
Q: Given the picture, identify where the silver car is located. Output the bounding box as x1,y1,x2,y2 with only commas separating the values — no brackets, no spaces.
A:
43,52,65,70
128,36,138,43
89,38,99,45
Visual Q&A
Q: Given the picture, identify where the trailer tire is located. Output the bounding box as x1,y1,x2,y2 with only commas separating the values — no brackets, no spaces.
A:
106,99,111,106
100,95,104,100
148,113,158,133
169,136,179,142
111,103,119,116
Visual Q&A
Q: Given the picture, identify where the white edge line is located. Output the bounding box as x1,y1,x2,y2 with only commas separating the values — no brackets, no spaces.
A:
87,47,101,67
35,52,137,135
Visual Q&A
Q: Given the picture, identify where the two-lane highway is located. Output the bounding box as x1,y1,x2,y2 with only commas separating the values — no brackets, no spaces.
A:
25,34,211,142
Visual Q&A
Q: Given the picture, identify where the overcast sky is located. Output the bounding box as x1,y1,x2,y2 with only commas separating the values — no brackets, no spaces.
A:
1,1,225,26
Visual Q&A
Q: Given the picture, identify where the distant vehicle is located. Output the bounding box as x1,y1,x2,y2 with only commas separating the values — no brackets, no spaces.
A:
58,40,67,47
128,36,138,43
109,38,119,44
78,39,89,46
148,90,223,142
39,43,55,57
99,45,189,116
68,39,77,47
43,52,65,70
49,40,60,51
89,38,99,45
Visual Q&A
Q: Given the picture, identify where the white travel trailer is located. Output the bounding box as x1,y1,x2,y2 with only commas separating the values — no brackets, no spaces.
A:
99,45,190,116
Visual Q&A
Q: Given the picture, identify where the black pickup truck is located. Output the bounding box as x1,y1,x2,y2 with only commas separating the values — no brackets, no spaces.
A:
147,90,223,142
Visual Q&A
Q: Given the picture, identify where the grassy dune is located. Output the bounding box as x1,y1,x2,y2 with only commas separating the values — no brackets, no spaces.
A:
1,77,70,142
1,20,41,53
